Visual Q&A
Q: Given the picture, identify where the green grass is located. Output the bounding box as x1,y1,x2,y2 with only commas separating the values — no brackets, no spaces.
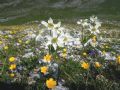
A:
0,0,120,25
0,7,120,25
48,0,63,3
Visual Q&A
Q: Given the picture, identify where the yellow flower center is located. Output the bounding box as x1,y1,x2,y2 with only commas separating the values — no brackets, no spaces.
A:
51,38,58,43
48,23,54,28
83,52,87,56
92,36,96,43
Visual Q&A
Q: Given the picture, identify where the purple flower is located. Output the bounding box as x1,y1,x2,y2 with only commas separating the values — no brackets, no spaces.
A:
88,50,97,57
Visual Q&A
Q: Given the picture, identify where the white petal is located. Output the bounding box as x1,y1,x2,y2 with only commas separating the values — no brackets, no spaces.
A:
35,35,41,41
58,42,64,47
77,21,81,24
55,22,61,28
46,35,52,41
96,30,100,33
48,18,53,24
52,31,58,38
84,39,91,47
58,27,64,31
46,41,51,46
57,38,64,47
53,44,57,50
41,21,48,27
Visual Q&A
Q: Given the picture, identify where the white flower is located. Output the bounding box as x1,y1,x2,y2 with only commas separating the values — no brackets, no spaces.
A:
41,18,61,30
59,32,73,45
30,34,36,39
90,16,98,22
84,39,98,47
90,40,98,47
88,16,101,35
46,31,64,50
23,52,34,58
88,25,100,35
73,38,82,48
25,30,36,40
77,19,89,27
104,52,116,60
35,34,42,42
0,31,4,34
56,27,65,35
53,85,69,90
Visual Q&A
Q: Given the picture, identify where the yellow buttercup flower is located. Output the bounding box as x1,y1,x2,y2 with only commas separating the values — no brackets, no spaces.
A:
4,46,8,50
46,78,57,89
95,62,101,68
9,64,16,70
81,61,89,70
116,55,120,64
10,73,15,78
40,66,48,74
9,57,15,62
44,54,52,62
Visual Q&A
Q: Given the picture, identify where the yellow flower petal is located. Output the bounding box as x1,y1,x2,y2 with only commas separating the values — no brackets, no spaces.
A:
9,57,15,62
46,78,57,89
40,66,48,74
81,61,89,70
